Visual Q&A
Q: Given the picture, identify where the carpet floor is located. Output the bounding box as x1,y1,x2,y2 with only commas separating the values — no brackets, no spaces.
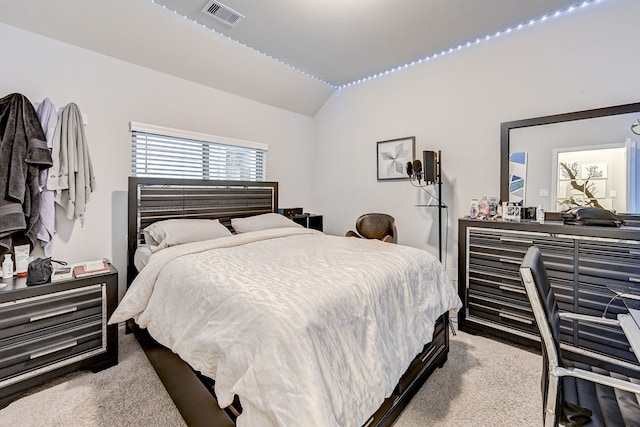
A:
0,325,543,426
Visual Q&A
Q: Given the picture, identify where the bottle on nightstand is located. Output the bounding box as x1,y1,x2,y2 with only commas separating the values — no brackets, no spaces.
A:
2,254,13,279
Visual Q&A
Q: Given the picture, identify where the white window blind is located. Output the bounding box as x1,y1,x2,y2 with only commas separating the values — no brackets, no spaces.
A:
130,122,267,181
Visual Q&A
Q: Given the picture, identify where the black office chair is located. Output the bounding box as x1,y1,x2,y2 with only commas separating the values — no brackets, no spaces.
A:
345,213,397,243
519,246,640,426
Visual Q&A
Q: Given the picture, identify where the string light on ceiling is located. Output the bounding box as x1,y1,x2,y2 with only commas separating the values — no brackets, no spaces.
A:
149,0,335,88
148,0,601,91
338,0,602,89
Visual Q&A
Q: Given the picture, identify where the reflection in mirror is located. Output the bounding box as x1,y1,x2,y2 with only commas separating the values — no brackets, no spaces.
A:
501,103,640,214
554,145,629,212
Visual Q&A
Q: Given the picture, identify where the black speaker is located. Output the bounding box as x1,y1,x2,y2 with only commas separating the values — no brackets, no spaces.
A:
422,150,438,184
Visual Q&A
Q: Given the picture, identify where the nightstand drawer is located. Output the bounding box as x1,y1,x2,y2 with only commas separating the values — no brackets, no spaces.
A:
0,315,103,383
0,285,103,335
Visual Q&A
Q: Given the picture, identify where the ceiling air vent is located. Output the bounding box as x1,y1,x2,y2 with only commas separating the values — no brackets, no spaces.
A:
201,1,244,27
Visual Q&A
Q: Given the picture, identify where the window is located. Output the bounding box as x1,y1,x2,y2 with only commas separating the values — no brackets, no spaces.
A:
131,122,267,181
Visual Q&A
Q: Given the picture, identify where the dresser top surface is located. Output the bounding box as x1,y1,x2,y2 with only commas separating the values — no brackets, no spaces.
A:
459,218,640,240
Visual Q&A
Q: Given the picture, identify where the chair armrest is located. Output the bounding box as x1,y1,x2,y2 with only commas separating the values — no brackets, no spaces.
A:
345,230,361,238
619,314,640,363
559,312,620,327
555,366,640,395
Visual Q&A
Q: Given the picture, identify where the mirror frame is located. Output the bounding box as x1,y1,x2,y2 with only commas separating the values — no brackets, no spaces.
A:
500,101,640,214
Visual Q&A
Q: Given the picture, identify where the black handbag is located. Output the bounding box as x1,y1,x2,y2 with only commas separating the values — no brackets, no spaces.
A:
26,257,67,285
560,207,623,227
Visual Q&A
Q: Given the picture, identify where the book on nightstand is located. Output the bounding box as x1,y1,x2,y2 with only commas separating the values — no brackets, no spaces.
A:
51,265,73,282
73,260,110,278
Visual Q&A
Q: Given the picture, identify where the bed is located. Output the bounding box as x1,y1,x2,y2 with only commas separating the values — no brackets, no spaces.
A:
110,177,461,427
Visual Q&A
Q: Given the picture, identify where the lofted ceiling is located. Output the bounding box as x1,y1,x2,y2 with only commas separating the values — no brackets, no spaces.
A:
0,0,593,116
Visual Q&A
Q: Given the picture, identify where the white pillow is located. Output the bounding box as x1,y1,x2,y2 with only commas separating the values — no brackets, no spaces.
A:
144,219,232,252
231,213,303,233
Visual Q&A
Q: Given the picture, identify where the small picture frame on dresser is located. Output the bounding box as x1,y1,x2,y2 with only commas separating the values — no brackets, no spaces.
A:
502,203,521,221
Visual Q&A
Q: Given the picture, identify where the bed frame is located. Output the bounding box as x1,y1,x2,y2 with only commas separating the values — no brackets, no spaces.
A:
126,176,450,427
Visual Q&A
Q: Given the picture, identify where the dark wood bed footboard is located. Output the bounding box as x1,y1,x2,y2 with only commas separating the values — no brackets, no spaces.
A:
128,320,235,427
128,312,450,427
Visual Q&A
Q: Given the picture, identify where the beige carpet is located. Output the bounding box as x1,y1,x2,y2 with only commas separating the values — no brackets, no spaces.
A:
0,326,542,427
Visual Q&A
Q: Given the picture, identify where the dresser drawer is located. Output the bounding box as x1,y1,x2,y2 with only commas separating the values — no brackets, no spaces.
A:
468,229,574,276
577,322,637,364
577,284,627,318
468,264,528,301
468,289,537,333
468,228,574,254
468,263,574,304
578,240,640,283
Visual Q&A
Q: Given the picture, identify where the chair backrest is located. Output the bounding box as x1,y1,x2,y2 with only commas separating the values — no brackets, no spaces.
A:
519,245,564,425
520,246,563,354
355,213,397,242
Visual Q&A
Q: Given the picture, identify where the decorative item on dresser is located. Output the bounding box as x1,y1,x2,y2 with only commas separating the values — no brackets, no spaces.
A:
458,218,640,377
0,264,118,408
120,177,459,427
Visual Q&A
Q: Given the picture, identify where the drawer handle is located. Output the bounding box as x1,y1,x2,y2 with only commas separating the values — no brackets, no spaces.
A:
499,258,522,265
499,237,534,244
499,285,527,295
499,312,533,325
30,340,78,359
30,306,78,322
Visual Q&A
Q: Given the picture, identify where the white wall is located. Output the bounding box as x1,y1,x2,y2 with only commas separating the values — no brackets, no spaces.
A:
313,0,640,281
3,0,640,294
0,23,316,296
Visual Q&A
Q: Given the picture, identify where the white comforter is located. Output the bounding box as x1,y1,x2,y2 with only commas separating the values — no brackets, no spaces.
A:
109,227,461,427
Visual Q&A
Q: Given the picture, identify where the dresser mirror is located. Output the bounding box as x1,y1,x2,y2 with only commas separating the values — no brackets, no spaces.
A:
500,102,640,217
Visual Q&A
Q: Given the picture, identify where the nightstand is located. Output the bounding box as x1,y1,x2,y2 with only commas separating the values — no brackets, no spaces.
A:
0,265,118,409
292,214,323,232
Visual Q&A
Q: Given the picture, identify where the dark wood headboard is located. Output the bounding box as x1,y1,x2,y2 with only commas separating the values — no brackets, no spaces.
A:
127,177,279,285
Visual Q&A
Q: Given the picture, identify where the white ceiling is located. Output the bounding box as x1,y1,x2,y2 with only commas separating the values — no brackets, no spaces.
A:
0,0,589,116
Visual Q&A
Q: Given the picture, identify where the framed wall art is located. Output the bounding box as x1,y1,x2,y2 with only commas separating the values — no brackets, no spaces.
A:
376,136,415,180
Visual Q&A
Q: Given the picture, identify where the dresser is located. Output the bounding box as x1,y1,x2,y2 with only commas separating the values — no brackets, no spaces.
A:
0,266,118,408
458,219,640,375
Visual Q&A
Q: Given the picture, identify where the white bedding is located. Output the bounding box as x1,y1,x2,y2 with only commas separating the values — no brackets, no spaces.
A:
109,227,461,427
133,244,152,271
